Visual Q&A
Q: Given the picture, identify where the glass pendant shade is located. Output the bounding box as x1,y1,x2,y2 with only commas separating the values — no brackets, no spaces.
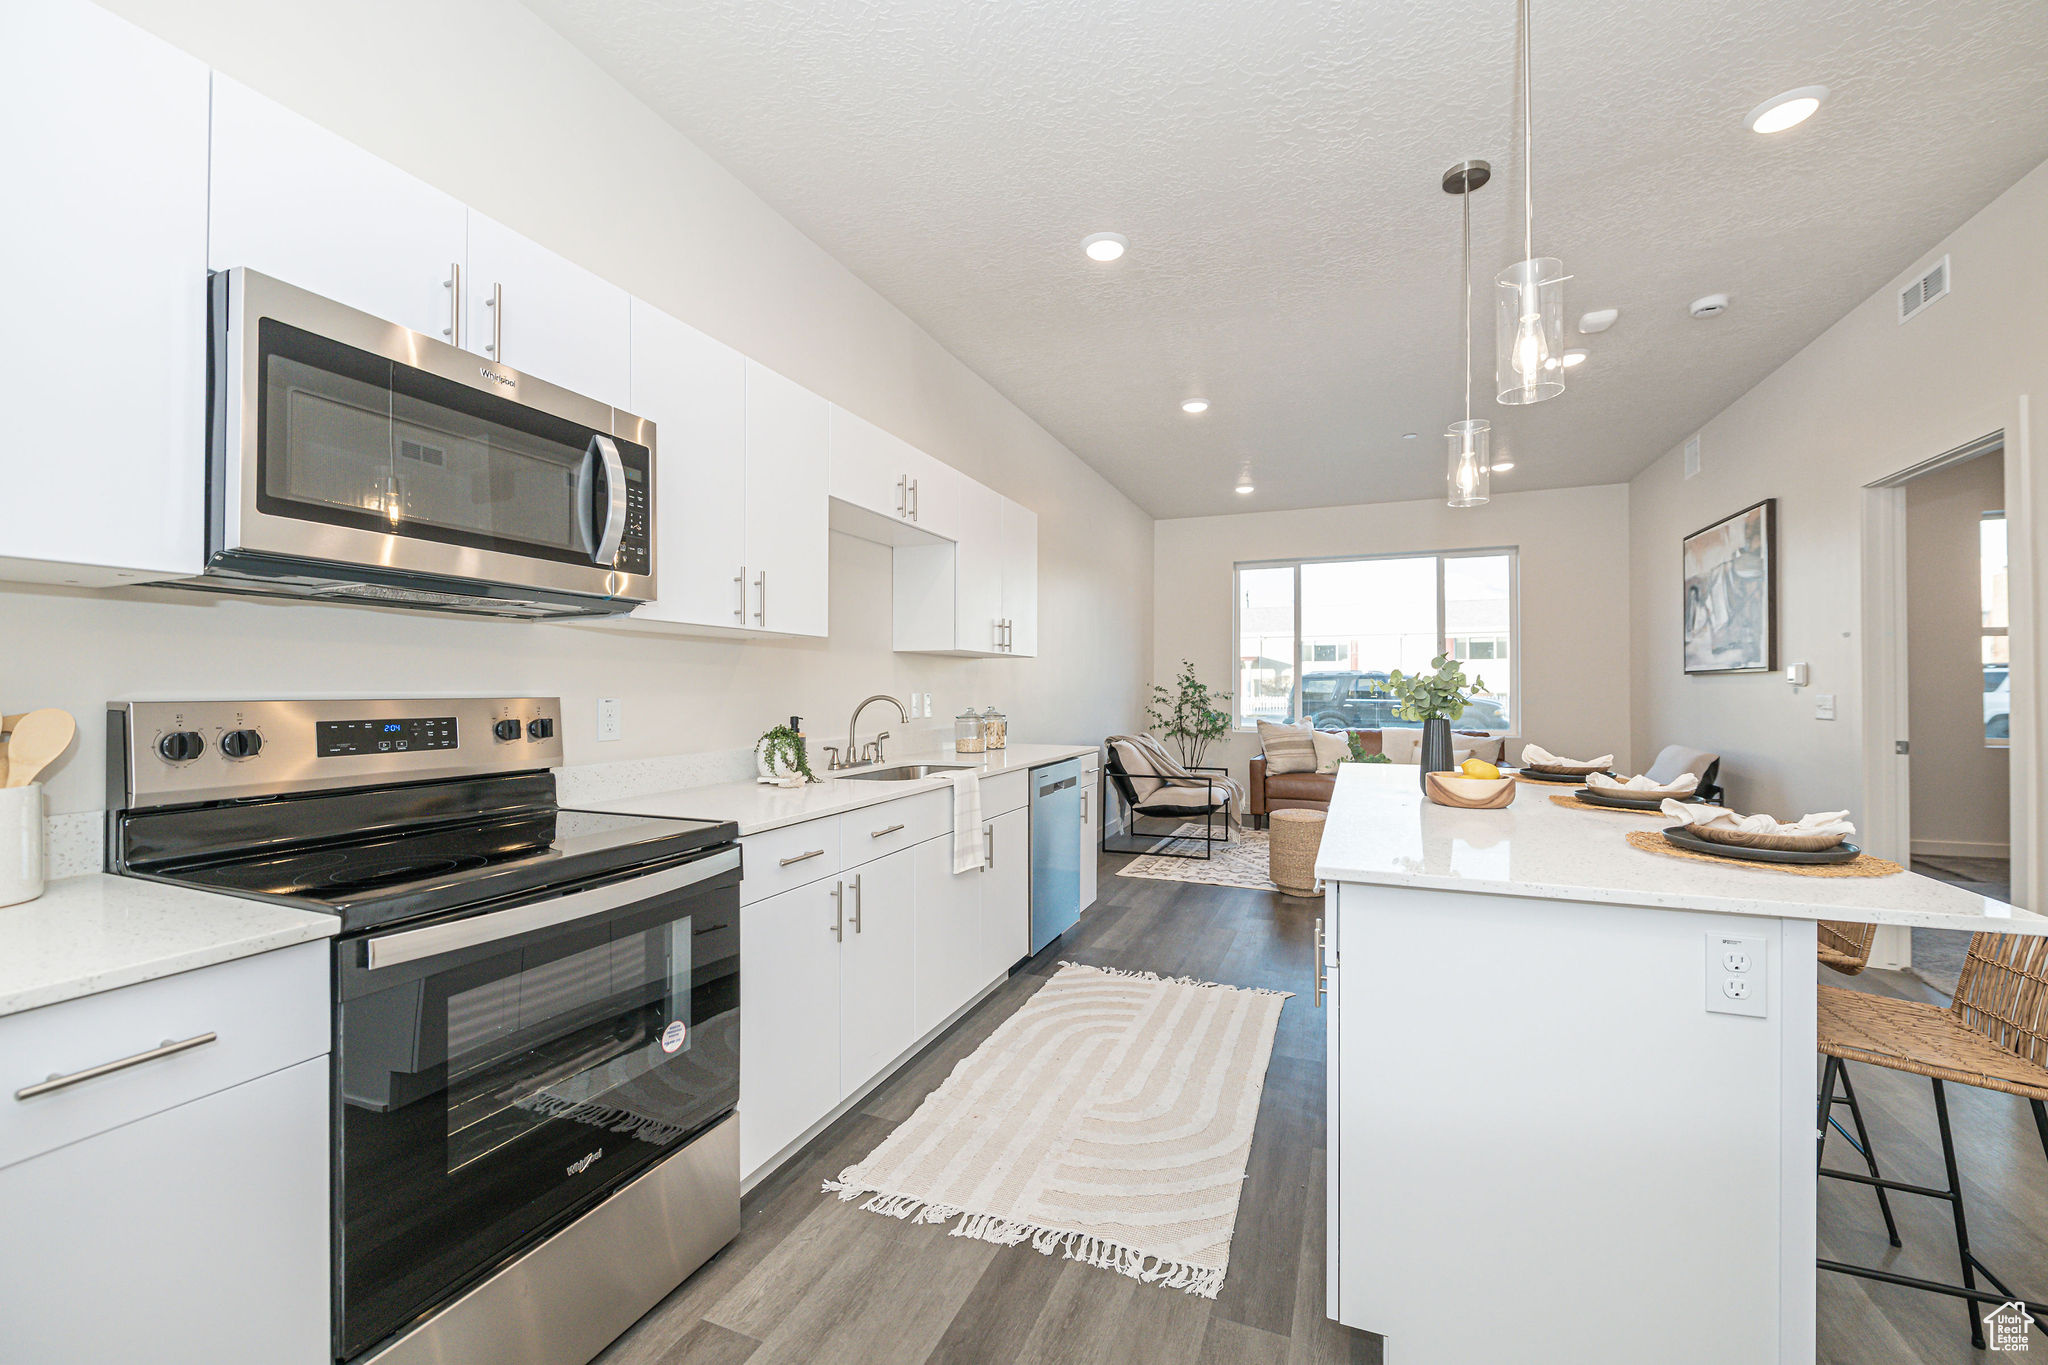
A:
1445,419,1491,507
1495,257,1567,405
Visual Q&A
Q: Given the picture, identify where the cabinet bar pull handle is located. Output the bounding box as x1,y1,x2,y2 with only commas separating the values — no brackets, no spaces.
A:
780,848,826,866
985,825,995,868
754,570,767,625
870,823,905,839
850,872,864,933
909,478,919,521
444,263,462,346
831,880,845,942
734,565,747,622
486,281,504,356
1313,919,1326,1010
16,1032,218,1101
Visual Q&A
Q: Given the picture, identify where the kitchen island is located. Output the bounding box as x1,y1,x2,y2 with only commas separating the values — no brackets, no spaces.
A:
1313,764,2046,1365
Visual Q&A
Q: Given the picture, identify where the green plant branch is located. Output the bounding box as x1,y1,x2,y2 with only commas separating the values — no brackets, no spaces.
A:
1145,659,1233,769
758,724,816,782
1385,655,1487,724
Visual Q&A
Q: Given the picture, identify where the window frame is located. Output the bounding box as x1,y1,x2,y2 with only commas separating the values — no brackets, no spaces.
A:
1230,546,1521,734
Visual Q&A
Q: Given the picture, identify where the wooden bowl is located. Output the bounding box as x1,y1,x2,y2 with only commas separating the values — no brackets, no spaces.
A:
1425,771,1518,809
1689,823,1847,853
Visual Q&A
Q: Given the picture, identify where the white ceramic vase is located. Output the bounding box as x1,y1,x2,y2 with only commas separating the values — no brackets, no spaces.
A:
0,783,46,907
755,736,804,784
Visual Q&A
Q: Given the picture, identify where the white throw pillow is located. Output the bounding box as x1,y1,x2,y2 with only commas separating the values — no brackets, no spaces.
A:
1311,730,1350,773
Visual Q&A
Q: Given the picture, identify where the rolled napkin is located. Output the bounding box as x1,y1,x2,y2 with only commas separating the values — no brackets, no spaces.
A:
1658,800,1855,838
1521,744,1615,770
1588,771,1699,794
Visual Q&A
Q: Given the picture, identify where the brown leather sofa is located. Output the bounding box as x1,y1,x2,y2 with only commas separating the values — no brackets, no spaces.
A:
1247,728,1506,825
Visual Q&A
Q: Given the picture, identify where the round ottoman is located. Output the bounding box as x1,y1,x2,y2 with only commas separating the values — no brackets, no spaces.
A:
1268,809,1327,898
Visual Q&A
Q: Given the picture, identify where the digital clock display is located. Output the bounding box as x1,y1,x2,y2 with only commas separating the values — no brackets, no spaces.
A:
316,717,458,757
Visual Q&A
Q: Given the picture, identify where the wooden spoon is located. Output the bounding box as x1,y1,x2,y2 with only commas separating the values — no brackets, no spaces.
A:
5,710,75,788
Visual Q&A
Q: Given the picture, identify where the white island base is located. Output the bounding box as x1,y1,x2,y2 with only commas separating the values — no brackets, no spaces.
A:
1315,765,2047,1365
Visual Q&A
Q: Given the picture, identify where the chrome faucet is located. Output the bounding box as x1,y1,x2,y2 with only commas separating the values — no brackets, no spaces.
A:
838,694,908,770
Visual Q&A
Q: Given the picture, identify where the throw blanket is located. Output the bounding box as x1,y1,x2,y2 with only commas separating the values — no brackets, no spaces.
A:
1107,734,1246,827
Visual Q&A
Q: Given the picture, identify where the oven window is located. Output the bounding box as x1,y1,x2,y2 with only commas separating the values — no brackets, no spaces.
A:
254,317,647,567
443,918,692,1172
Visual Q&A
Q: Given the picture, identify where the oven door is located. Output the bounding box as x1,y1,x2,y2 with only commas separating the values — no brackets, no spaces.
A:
334,845,738,1361
211,268,653,605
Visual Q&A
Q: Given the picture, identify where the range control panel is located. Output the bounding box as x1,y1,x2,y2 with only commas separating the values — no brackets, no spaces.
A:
110,697,563,810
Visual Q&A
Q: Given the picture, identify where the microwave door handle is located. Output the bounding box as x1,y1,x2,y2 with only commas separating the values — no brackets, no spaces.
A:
362,846,740,971
588,434,628,567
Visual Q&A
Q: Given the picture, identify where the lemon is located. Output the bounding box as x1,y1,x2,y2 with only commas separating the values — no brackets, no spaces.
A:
1459,758,1502,780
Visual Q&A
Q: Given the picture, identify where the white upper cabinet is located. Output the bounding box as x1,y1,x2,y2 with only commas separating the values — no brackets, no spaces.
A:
743,362,831,637
209,76,467,342
828,407,958,540
464,213,631,409
1,0,211,584
1000,496,1039,657
953,481,1007,653
627,302,748,629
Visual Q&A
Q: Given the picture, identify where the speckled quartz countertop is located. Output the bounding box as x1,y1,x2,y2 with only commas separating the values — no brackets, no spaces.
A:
0,874,338,1018
582,743,1101,835
1315,764,2048,934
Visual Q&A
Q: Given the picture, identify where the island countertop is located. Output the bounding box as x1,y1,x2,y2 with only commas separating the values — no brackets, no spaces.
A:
1314,763,2046,934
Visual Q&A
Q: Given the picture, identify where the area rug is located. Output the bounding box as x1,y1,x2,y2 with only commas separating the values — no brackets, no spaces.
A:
822,961,1290,1297
1116,824,1274,890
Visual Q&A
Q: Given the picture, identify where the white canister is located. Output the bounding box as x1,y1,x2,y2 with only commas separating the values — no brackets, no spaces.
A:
0,784,45,908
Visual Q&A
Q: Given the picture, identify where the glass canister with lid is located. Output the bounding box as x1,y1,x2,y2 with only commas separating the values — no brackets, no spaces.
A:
981,706,1007,751
955,709,985,753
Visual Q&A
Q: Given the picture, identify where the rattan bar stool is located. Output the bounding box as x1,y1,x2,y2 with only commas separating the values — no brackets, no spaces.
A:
1817,932,2048,1348
1814,920,1900,1248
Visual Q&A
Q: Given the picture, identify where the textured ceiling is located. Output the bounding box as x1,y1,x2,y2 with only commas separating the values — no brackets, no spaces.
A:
526,0,2048,518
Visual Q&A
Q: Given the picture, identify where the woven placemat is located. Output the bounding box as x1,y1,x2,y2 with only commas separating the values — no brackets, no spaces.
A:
1549,793,1663,817
1624,829,1903,878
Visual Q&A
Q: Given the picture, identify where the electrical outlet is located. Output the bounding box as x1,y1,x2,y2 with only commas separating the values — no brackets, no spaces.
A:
922,692,932,718
1706,932,1767,1017
596,698,622,742
1814,693,1837,721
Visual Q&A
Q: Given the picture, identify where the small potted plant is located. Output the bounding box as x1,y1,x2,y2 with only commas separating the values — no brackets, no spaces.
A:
755,718,817,787
1386,656,1488,788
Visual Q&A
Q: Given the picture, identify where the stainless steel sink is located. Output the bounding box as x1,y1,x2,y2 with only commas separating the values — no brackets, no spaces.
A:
836,763,970,781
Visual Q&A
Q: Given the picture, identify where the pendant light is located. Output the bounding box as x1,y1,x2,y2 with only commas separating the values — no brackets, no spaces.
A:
1443,160,1492,507
1496,0,1567,405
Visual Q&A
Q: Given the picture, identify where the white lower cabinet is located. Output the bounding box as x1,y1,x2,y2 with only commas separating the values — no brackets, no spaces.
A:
0,1058,330,1365
981,808,1031,981
838,846,918,1095
738,874,844,1177
913,835,984,1037
1079,760,1100,914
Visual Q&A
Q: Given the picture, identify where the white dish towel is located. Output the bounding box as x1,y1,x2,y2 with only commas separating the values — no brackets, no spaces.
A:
947,769,986,873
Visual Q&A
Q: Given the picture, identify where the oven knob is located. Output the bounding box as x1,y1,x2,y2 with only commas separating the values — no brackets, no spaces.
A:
493,718,523,742
220,728,263,759
157,730,204,763
527,717,555,741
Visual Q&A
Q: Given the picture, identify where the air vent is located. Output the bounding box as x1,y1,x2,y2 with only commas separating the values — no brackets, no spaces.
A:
1684,434,1702,480
399,438,446,466
1899,255,1949,323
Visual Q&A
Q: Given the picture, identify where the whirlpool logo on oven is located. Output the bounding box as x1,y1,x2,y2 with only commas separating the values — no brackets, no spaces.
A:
566,1149,603,1177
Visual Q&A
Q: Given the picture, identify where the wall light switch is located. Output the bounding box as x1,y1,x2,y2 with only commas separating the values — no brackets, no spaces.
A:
1814,694,1837,721
1706,932,1767,1018
596,698,622,741
922,692,932,718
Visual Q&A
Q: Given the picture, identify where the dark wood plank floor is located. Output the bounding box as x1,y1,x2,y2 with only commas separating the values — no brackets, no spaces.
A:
598,850,2048,1364
598,849,1380,1365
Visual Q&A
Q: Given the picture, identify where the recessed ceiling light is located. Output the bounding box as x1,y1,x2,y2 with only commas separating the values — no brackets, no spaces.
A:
1235,480,1255,495
1081,232,1128,262
1578,308,1618,334
1744,85,1828,134
1490,454,1515,472
1181,399,1209,414
1562,349,1587,368
1402,432,1419,440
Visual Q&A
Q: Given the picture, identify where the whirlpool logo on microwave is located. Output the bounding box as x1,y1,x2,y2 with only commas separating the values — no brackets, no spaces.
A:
566,1149,602,1177
478,366,516,390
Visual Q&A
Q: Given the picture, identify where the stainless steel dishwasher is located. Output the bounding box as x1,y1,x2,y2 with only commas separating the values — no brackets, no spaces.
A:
1029,757,1084,953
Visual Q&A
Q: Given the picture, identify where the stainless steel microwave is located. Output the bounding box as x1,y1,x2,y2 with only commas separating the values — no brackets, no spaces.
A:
196,269,654,618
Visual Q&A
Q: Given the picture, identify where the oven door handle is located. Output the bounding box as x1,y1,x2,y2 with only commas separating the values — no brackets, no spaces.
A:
588,434,628,568
363,846,739,971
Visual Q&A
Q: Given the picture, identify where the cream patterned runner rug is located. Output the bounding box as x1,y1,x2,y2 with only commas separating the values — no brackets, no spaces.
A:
1117,825,1275,891
823,962,1290,1297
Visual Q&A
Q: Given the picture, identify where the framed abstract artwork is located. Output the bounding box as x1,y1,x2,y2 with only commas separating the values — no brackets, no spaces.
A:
1682,499,1776,674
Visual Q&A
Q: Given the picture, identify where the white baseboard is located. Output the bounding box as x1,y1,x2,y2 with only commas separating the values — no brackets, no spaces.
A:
1908,839,2011,860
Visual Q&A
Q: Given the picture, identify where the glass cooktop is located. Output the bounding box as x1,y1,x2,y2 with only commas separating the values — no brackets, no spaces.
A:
162,808,736,933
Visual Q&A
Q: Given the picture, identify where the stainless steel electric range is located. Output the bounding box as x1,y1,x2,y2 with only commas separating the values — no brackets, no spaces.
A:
105,697,741,1365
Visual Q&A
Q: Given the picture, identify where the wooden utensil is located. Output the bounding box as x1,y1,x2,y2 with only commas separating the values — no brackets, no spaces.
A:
4,710,75,788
